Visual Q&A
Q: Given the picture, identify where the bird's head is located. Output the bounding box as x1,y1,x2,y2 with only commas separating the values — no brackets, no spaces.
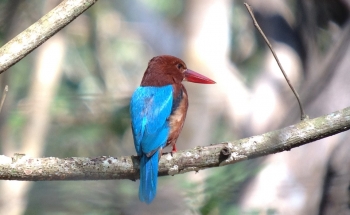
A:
141,55,215,86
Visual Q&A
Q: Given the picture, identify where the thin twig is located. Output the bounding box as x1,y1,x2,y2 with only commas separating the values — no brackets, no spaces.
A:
244,3,307,120
0,85,8,113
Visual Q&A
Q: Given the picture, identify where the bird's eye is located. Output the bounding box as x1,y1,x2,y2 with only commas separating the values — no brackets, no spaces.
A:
177,63,183,70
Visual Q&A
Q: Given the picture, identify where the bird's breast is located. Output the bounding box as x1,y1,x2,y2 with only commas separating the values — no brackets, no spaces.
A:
166,85,188,147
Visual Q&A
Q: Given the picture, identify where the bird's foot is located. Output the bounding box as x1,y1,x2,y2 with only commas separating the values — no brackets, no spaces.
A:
170,144,177,156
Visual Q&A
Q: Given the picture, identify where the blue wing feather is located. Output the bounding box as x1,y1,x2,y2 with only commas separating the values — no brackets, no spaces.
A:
130,85,173,204
130,85,173,155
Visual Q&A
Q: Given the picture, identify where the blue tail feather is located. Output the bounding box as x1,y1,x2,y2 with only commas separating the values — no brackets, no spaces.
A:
139,151,159,204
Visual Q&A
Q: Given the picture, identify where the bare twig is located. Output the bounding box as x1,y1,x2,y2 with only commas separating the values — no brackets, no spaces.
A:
0,105,349,181
0,85,8,113
0,0,99,73
244,3,307,120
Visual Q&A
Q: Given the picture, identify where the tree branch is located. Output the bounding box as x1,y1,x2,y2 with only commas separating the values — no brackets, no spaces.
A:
1,106,350,181
0,0,99,73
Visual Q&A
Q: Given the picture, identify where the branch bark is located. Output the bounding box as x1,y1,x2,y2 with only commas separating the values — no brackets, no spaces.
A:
1,106,350,181
0,0,98,73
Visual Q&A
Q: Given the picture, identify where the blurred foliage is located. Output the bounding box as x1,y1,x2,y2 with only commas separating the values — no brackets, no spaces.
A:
141,0,184,19
199,162,259,215
229,3,262,87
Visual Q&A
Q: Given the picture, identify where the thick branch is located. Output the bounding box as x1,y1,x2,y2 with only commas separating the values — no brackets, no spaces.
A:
1,106,350,181
0,0,98,73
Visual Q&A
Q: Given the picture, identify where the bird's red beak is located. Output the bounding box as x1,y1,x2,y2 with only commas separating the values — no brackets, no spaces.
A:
184,69,216,84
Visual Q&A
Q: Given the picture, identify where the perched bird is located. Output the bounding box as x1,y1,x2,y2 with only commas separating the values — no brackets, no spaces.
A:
130,55,215,204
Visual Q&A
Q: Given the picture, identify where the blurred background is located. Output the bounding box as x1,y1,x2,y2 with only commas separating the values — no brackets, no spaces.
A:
0,0,350,214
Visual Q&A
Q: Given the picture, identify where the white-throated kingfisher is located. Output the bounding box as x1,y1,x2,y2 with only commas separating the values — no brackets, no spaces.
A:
130,55,215,204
